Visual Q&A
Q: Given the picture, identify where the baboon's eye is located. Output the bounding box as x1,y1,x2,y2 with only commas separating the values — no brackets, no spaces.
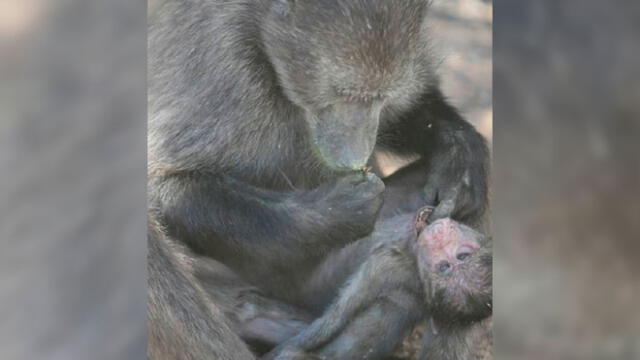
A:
437,261,451,274
456,252,470,261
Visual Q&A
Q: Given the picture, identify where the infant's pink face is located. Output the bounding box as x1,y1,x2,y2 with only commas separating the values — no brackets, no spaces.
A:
416,218,480,276
411,208,492,323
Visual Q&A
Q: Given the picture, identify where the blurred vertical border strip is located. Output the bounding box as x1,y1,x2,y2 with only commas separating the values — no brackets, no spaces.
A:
494,0,640,359
0,0,148,360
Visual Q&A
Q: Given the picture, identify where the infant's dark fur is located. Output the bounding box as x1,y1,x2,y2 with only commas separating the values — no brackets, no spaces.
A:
264,207,492,360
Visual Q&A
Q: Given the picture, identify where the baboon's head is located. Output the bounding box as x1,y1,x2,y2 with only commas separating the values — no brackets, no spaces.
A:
261,0,436,170
413,208,493,327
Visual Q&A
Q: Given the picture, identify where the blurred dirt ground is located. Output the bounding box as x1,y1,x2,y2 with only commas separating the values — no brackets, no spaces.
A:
430,0,492,142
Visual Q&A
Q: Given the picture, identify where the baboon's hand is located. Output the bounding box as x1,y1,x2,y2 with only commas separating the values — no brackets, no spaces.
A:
310,172,385,237
422,154,487,223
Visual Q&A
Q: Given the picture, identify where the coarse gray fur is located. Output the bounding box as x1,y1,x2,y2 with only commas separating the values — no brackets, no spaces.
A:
147,217,255,360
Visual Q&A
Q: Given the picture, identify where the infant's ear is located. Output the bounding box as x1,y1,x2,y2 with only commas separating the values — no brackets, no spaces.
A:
415,206,434,234
272,0,295,16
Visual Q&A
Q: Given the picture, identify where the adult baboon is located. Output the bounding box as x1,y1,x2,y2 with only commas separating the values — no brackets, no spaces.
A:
148,0,489,358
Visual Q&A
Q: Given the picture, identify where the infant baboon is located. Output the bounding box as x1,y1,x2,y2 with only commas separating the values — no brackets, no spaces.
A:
415,208,493,328
264,207,492,360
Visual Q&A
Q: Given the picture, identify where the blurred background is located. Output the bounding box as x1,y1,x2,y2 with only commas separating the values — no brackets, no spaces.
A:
1,1,147,359
494,1,640,358
430,0,492,142
1,0,639,359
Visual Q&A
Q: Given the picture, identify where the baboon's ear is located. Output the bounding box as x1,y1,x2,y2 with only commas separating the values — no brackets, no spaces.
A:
272,0,296,16
415,206,435,234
